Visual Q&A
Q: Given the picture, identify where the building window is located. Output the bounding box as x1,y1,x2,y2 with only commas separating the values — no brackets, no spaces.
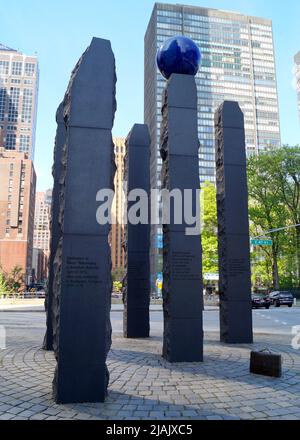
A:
8,87,20,122
21,89,33,123
11,61,22,76
20,135,30,153
5,133,16,150
0,60,9,75
0,88,6,121
25,63,35,76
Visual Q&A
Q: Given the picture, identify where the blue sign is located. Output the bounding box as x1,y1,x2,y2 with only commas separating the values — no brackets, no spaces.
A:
157,272,163,281
156,234,163,249
251,239,273,246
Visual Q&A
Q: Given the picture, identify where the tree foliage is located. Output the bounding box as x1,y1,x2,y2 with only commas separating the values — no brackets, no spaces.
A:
0,270,9,296
113,281,123,293
199,146,300,291
272,146,300,285
247,146,300,289
6,266,24,293
200,182,218,276
0,265,24,295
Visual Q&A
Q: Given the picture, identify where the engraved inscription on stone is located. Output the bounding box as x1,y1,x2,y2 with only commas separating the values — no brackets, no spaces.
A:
128,261,147,278
66,257,101,288
172,251,198,280
228,258,248,277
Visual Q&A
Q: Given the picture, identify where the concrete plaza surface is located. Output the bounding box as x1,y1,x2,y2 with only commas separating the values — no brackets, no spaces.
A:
0,309,300,420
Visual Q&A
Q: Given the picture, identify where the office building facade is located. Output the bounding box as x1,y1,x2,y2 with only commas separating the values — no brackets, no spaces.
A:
0,43,39,161
32,247,48,284
110,137,126,275
33,190,52,256
145,3,281,288
0,148,36,283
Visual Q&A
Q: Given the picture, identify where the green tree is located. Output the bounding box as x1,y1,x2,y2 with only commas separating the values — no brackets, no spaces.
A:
113,281,123,293
112,268,125,282
250,252,273,289
5,266,24,294
271,146,300,286
0,271,9,297
247,146,300,289
248,154,286,289
200,182,218,275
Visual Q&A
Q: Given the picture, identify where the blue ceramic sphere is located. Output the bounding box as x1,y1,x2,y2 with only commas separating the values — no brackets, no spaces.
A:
157,36,201,79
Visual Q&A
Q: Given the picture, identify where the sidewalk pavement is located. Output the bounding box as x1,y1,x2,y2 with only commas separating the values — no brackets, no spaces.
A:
0,312,299,420
0,300,219,313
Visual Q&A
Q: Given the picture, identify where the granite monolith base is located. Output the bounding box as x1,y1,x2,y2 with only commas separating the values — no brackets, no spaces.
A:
215,101,253,344
123,124,151,338
160,74,203,362
43,103,65,352
52,37,116,403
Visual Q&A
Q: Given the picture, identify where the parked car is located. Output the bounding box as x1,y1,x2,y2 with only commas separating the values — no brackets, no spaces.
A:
269,291,294,307
27,284,45,292
251,293,271,309
24,285,45,298
112,293,121,299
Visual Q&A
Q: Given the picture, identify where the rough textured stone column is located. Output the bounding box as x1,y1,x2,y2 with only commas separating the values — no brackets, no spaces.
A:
43,103,65,351
123,124,151,338
160,74,203,362
52,37,117,403
215,101,253,344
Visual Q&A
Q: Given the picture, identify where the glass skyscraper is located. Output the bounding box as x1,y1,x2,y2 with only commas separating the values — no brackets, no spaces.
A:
0,43,39,161
144,3,281,291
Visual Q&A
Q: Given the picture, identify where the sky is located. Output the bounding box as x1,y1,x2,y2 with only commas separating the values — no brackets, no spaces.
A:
1,0,300,191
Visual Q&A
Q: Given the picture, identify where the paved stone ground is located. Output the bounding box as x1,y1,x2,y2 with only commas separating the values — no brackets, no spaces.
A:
0,326,300,421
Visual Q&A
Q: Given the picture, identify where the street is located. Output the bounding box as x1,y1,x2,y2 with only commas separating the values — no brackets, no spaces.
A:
112,307,300,337
1,307,299,348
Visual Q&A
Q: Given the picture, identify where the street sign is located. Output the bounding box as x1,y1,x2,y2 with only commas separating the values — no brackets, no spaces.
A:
155,234,163,249
251,239,273,246
156,273,163,293
204,273,219,281
157,272,163,281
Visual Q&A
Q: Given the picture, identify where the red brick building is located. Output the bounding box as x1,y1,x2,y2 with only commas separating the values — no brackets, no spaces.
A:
0,148,36,284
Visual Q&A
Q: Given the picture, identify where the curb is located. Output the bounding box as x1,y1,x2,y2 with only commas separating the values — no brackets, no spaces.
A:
0,307,220,313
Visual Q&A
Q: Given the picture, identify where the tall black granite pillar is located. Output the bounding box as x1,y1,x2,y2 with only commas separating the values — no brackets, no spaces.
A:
123,124,151,338
215,101,253,344
43,103,65,351
160,74,203,362
52,37,117,403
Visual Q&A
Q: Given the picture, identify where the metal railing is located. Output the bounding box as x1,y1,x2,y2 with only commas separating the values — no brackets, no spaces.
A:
0,291,45,300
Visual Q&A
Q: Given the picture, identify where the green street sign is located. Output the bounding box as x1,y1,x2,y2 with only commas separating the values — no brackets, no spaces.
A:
251,239,273,246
